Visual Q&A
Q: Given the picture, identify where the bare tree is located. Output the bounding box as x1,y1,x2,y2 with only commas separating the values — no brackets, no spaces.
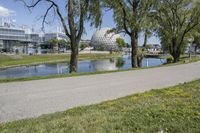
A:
19,0,102,72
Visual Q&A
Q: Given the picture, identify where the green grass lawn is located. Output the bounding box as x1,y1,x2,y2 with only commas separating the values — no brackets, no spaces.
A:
0,53,121,68
0,79,200,133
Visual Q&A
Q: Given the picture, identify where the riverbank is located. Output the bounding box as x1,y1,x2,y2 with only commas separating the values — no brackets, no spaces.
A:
0,55,199,83
0,79,199,132
0,53,121,68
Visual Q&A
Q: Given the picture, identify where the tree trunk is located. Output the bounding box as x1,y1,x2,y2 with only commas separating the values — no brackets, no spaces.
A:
131,32,139,68
171,38,181,63
194,45,197,55
143,29,148,47
172,50,181,63
137,56,143,67
173,55,179,63
57,43,59,53
69,41,79,73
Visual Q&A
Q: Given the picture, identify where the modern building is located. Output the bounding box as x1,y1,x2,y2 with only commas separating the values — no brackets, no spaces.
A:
80,39,91,45
90,28,122,51
38,33,69,53
0,26,27,53
147,44,162,52
25,33,40,44
44,32,68,42
0,24,48,54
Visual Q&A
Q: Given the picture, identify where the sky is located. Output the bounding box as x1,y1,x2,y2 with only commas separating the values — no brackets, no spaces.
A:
0,0,160,45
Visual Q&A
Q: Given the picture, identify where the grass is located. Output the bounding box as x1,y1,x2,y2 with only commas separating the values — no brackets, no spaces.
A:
165,55,200,65
0,55,199,83
0,69,137,83
0,79,200,132
0,53,121,68
0,53,200,83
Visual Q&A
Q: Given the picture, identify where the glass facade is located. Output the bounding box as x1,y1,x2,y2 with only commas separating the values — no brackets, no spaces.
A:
0,27,40,53
0,27,26,41
25,34,40,43
0,27,68,53
0,40,3,48
45,33,68,42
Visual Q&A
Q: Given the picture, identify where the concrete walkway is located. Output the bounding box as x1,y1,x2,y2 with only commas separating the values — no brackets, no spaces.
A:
0,61,200,123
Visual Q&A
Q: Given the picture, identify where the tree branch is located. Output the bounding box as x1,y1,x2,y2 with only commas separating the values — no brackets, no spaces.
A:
41,4,53,31
119,2,131,36
19,0,70,37
46,0,70,37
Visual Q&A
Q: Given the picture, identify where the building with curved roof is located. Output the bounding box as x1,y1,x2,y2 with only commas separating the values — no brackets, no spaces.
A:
91,28,121,51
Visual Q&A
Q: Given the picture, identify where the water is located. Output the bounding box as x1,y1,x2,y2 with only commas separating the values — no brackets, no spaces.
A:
0,55,166,79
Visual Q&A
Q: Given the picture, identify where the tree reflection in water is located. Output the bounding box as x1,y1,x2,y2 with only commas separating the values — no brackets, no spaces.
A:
116,58,125,69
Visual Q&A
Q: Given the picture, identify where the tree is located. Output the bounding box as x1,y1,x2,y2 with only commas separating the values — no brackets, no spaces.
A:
143,30,152,48
137,47,145,67
155,0,200,62
142,9,157,48
20,0,102,73
80,43,89,50
65,41,71,50
116,37,126,50
58,39,68,52
104,0,156,68
116,57,125,68
191,25,200,54
96,44,106,51
46,39,58,53
13,41,23,54
193,36,200,54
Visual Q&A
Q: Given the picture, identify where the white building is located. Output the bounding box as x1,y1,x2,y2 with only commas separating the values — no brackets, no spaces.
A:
44,33,68,42
91,28,122,51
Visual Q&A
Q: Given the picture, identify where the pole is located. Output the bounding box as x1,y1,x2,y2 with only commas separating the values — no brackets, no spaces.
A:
189,43,191,61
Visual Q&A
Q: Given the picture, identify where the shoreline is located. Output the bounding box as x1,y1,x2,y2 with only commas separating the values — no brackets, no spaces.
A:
0,53,122,69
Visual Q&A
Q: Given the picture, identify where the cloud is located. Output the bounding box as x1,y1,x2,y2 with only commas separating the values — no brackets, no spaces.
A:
0,6,15,17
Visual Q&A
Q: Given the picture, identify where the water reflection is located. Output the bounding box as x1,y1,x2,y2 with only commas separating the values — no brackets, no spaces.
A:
56,63,69,74
0,56,166,79
91,59,117,71
116,58,125,68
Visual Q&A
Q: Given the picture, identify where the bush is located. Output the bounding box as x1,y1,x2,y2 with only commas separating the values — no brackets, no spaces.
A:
96,44,106,51
80,43,89,50
167,56,173,63
15,49,19,54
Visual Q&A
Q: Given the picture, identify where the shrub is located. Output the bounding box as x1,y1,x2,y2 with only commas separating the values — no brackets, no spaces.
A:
167,56,173,63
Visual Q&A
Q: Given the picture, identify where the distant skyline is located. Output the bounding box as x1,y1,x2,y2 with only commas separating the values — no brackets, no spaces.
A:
0,0,160,45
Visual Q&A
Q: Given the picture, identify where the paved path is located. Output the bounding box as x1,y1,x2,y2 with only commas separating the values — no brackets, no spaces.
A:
0,62,200,123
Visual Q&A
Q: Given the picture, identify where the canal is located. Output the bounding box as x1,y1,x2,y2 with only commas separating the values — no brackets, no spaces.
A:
0,55,166,79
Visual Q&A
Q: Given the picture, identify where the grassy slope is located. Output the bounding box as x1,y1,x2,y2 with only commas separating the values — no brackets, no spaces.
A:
0,53,121,68
0,79,200,133
0,69,136,83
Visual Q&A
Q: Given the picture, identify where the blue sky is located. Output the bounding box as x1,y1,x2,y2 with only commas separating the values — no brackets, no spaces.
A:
0,0,160,45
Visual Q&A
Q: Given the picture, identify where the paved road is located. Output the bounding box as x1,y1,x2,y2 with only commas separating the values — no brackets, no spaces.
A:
0,62,200,123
